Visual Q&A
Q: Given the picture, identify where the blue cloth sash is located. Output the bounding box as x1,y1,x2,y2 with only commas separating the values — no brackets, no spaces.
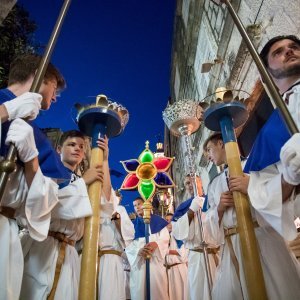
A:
0,88,71,182
133,214,168,240
244,109,290,173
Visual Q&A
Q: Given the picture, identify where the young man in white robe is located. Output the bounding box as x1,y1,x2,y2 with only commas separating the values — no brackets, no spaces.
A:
19,130,106,300
172,174,219,300
203,132,300,300
246,35,300,246
97,178,135,300
164,213,189,300
0,54,67,300
126,197,170,300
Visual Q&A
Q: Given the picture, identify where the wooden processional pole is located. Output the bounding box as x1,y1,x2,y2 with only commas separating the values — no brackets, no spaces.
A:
204,101,267,299
77,95,129,299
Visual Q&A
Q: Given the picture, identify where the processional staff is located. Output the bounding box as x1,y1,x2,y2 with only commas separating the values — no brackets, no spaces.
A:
76,95,129,300
204,93,267,299
163,99,213,299
120,141,175,300
0,0,72,202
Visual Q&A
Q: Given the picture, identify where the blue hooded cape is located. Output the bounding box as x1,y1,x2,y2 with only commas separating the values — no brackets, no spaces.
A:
0,89,71,182
244,109,291,173
172,195,209,222
133,214,168,240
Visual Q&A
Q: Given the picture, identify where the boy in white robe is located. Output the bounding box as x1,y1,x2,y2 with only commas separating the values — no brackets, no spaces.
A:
19,130,106,300
165,213,189,300
126,197,170,300
172,174,219,300
0,54,66,300
203,132,300,300
97,192,134,300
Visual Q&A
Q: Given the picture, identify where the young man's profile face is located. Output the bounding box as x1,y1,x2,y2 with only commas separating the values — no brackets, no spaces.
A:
133,198,144,217
184,176,194,196
39,79,59,110
267,39,300,79
165,215,173,232
206,140,225,166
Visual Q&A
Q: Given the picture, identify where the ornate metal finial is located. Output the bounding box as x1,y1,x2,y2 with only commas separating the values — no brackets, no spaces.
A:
145,140,149,149
203,88,249,131
162,99,201,136
76,94,129,138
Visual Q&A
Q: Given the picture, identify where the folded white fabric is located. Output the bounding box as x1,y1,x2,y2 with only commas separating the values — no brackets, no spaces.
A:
5,118,39,162
280,133,300,185
190,196,204,212
3,92,42,121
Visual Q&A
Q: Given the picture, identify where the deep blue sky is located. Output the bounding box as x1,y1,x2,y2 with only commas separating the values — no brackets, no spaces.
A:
18,0,176,212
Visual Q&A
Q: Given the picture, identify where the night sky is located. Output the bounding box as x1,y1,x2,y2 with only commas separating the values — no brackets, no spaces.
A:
18,0,176,212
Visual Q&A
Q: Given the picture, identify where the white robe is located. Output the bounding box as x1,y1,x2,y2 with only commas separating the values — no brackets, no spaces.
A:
165,233,189,300
122,254,131,300
98,192,134,300
172,207,219,300
248,83,300,241
205,170,300,300
19,177,92,300
126,225,170,300
0,165,58,300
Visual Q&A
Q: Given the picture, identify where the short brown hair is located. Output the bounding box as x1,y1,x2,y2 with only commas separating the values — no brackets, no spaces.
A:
203,132,223,152
58,130,85,147
8,53,66,90
133,196,144,203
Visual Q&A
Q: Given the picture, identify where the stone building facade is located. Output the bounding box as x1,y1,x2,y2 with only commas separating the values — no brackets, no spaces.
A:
166,0,300,205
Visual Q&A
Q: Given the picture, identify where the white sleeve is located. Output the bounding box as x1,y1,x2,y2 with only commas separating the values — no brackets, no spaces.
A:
150,227,170,261
52,178,92,220
203,182,225,245
116,205,135,245
24,168,59,241
125,238,144,270
172,214,191,241
248,163,297,240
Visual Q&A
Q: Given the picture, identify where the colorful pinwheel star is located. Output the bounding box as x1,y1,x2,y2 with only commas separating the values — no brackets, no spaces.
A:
120,141,174,200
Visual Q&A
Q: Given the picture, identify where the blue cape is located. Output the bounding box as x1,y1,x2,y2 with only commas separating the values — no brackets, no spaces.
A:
244,109,291,173
0,89,71,182
133,214,168,240
172,195,209,222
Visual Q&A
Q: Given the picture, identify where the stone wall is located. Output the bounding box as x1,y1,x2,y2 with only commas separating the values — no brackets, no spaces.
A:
167,0,300,205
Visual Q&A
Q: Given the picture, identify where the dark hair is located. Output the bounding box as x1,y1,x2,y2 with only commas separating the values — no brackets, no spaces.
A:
165,213,174,217
185,173,200,179
58,130,85,147
203,132,223,152
260,35,300,67
133,196,144,202
8,53,66,90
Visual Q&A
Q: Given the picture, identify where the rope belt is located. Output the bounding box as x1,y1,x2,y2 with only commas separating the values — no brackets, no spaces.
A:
224,221,259,237
190,247,219,254
164,262,183,270
48,231,76,246
0,206,15,219
98,249,123,257
190,247,220,266
223,221,260,283
47,231,76,300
